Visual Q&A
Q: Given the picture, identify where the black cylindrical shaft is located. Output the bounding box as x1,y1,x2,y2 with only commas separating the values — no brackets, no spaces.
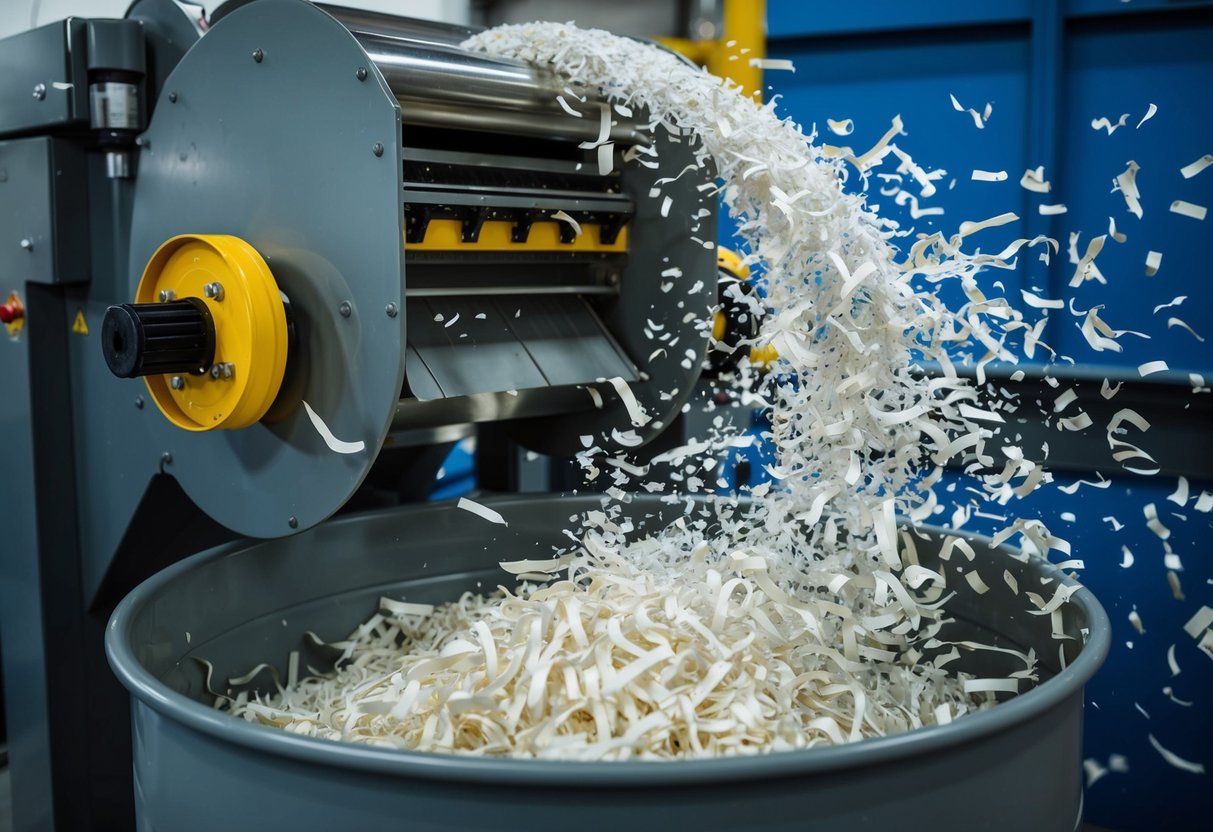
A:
101,298,215,378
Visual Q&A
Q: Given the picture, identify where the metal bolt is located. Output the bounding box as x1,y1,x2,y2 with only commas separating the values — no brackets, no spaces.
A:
385,302,399,318
19,238,32,251
203,282,225,301
161,452,172,466
135,136,147,147
134,395,144,409
339,300,352,318
372,142,384,157
32,83,45,101
168,91,178,103
170,375,185,390
253,48,264,63
288,516,298,529
158,289,176,302
210,362,235,380
356,67,368,81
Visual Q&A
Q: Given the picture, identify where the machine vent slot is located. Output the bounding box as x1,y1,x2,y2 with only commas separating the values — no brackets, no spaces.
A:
404,295,637,401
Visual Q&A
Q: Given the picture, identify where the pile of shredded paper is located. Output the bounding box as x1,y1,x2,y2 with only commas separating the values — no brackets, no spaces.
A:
221,21,1203,767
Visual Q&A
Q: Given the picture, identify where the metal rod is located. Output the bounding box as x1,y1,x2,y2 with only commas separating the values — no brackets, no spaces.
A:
399,97,650,146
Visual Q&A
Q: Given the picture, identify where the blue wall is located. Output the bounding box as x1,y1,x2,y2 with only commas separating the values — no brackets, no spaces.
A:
763,1,1213,828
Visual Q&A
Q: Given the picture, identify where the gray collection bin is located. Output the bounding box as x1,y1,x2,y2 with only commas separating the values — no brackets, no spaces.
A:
107,494,1109,832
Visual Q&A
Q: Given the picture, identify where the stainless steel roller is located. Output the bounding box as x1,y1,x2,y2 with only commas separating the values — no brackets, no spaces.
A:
321,5,648,143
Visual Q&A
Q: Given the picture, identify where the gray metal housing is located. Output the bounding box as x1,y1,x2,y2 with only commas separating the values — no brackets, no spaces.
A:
126,0,717,538
107,494,1110,832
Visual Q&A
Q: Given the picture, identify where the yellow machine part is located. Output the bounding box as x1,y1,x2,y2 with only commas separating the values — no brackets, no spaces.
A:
715,246,777,368
137,234,289,432
406,219,628,253
658,0,767,100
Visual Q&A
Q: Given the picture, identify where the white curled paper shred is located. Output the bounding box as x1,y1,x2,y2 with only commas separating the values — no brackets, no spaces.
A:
950,93,989,129
971,170,1007,182
302,401,365,454
499,556,572,575
1148,734,1205,774
1115,161,1143,219
606,376,651,427
1144,250,1163,276
1169,200,1207,221
457,497,508,526
1180,154,1212,179
826,118,853,136
1091,113,1129,134
1136,103,1157,129
1167,476,1190,506
1020,166,1051,193
1168,317,1205,343
551,210,582,236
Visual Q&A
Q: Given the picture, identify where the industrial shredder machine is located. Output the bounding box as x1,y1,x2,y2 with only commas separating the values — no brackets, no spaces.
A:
0,0,717,826
0,2,1107,831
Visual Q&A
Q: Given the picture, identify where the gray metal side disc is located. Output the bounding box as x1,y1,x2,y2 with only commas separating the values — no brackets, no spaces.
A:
128,0,404,537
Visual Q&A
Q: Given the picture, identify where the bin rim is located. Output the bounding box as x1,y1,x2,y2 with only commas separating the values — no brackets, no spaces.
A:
106,494,1110,787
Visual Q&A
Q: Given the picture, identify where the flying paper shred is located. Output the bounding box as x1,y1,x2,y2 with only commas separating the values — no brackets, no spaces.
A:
971,170,1008,182
457,497,509,526
1168,318,1205,343
1148,734,1206,774
1145,250,1162,276
1180,154,1212,179
1135,103,1157,128
1144,502,1171,539
1020,166,1051,193
1115,161,1143,218
1091,113,1129,134
826,118,854,136
1169,200,1207,221
1128,610,1145,635
749,58,795,72
302,401,366,454
1183,606,1213,639
1039,203,1068,216
949,93,989,129
1138,360,1169,377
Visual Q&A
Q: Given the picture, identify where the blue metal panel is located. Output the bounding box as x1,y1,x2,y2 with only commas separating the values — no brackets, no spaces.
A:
767,0,1032,39
1049,9,1213,371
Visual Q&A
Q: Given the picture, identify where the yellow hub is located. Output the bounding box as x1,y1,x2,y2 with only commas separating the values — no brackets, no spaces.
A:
138,234,289,432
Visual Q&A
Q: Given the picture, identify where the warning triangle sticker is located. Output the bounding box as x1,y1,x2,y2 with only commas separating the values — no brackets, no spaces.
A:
72,308,89,336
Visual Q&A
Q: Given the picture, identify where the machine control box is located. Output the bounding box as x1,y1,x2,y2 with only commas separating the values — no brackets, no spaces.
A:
0,19,90,136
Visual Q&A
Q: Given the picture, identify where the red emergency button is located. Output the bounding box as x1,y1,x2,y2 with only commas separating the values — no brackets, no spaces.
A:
0,293,24,324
